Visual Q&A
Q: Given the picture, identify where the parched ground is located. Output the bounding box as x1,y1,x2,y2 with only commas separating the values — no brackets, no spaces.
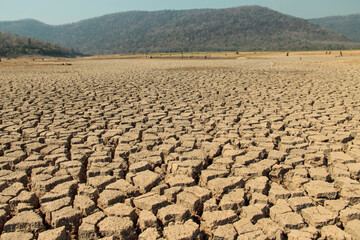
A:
1,52,360,239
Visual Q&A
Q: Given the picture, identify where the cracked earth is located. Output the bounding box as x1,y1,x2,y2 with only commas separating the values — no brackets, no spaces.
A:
1,53,360,239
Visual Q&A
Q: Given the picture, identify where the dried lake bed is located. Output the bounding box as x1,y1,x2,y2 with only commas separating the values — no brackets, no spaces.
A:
1,52,360,239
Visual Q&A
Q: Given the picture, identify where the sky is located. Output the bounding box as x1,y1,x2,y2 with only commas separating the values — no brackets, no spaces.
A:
0,0,359,25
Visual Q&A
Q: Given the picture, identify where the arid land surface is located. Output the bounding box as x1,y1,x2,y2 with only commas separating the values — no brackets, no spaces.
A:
1,51,360,239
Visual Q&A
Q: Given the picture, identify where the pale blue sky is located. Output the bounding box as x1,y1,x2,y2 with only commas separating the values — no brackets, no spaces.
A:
0,0,359,25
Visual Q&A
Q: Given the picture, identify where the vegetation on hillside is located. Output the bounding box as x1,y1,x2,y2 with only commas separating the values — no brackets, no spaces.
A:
310,14,360,43
0,6,359,55
0,31,78,57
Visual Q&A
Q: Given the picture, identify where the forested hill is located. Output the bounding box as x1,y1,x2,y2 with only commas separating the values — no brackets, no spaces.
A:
0,6,359,55
0,31,78,57
310,14,360,43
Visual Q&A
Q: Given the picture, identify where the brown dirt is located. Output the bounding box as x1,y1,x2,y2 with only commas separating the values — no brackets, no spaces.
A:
1,51,360,239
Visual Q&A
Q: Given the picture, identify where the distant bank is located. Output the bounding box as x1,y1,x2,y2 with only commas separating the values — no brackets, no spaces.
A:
0,6,359,56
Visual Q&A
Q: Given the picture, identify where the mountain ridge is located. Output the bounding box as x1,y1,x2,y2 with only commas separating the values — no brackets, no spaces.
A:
0,6,359,55
310,13,360,43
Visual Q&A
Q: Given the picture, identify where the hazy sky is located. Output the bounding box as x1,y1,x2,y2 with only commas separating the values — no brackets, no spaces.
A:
1,0,359,25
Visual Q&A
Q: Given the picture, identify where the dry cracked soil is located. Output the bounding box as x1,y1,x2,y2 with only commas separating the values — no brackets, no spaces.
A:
1,52,360,239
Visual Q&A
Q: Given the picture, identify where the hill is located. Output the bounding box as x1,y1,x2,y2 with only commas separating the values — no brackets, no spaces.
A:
0,6,359,55
310,14,360,43
0,31,78,57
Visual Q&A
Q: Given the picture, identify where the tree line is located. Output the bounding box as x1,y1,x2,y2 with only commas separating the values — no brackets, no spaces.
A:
0,31,78,57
